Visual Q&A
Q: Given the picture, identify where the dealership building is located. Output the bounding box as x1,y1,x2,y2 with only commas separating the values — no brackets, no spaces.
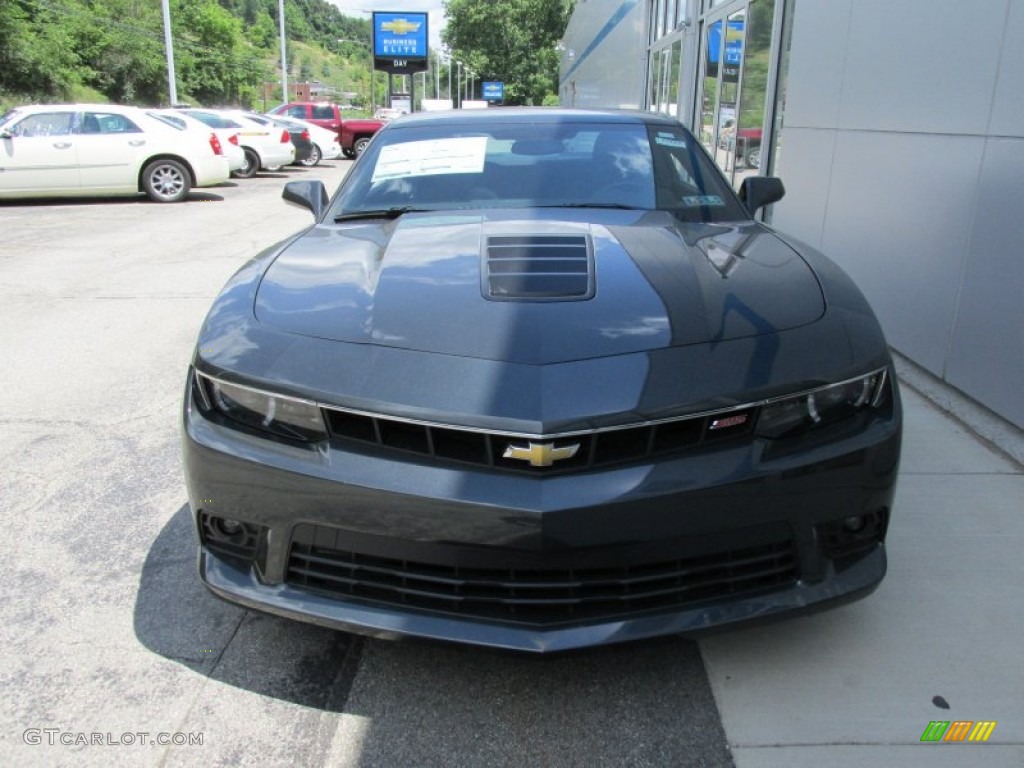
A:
560,0,1024,430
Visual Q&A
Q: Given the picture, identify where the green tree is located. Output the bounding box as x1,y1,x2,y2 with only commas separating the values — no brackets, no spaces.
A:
0,0,83,99
176,0,262,104
442,0,573,105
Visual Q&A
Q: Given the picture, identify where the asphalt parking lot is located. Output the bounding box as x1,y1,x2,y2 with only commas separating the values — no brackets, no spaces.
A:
1,165,1021,768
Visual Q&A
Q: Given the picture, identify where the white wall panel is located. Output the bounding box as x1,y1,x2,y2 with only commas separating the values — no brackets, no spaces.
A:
819,131,984,375
989,0,1024,137
780,0,851,129
560,0,646,109
945,138,1024,428
838,0,1007,135
771,127,837,247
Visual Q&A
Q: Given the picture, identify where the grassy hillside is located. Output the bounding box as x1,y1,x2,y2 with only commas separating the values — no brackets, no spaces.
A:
0,0,376,112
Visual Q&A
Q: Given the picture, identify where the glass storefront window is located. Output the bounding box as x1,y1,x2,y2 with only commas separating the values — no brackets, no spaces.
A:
648,45,664,111
698,0,776,188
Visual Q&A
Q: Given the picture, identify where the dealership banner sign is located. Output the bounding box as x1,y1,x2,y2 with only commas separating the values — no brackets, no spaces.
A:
482,82,505,101
373,12,429,74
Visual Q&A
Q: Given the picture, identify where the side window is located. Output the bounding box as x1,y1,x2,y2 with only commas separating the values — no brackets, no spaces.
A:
311,106,334,120
288,106,309,119
10,112,74,137
81,112,142,134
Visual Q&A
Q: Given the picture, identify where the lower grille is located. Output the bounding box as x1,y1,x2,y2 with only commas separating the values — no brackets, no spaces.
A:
286,525,798,626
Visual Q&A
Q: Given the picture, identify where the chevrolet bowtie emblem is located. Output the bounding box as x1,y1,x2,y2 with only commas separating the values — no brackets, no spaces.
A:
381,19,422,35
503,441,580,467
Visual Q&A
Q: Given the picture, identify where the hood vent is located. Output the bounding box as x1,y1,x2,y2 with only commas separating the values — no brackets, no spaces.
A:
484,235,594,301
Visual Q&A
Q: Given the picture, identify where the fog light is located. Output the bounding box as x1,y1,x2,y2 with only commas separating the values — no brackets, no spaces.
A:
818,509,889,561
843,515,867,533
216,518,244,536
199,512,266,564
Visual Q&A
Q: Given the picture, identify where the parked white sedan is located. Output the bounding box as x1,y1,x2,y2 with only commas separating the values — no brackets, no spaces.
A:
181,109,295,178
0,104,229,203
148,109,246,174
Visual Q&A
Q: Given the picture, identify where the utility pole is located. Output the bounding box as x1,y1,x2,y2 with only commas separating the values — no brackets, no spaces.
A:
278,0,287,103
161,0,178,104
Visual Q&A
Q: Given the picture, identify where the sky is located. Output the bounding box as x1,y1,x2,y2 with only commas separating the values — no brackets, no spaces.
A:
330,2,448,50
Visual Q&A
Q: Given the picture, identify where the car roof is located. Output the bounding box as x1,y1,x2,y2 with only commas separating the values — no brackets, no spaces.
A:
12,103,146,112
386,107,683,130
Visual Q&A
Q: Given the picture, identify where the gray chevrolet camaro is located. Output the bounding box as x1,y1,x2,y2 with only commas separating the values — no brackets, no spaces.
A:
182,108,901,653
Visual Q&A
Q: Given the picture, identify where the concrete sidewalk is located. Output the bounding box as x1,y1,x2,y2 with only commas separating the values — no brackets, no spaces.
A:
699,380,1024,768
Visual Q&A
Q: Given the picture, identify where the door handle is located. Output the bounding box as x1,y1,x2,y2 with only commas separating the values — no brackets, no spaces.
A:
53,142,72,149
128,139,146,147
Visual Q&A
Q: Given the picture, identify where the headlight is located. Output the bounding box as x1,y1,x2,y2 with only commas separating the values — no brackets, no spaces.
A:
195,372,327,442
756,370,889,439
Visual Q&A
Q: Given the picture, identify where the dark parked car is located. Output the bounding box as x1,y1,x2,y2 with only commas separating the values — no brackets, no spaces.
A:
240,113,314,166
183,108,901,653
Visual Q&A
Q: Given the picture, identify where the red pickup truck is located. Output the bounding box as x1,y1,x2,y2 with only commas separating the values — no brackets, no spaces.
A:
269,102,384,158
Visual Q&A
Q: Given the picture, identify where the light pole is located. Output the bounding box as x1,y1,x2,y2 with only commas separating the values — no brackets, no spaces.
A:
338,38,374,114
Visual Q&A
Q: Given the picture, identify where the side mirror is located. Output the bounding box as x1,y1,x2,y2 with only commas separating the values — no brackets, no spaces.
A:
0,129,13,140
738,176,785,216
282,180,329,219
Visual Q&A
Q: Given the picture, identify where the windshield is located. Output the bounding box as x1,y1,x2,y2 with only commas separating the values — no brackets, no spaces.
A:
185,110,240,130
330,120,749,223
147,112,188,131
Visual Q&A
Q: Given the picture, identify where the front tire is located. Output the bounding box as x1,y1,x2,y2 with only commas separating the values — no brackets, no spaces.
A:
299,144,321,167
141,158,190,203
232,148,260,179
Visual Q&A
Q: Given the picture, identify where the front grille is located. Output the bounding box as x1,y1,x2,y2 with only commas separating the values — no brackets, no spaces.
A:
323,405,756,474
286,525,798,626
484,234,594,300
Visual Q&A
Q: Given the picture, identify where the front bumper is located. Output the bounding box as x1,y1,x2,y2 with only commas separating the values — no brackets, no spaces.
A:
199,546,885,653
192,155,231,187
182,370,901,652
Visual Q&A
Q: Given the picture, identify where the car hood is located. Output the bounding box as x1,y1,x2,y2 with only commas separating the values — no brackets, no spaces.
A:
254,210,824,366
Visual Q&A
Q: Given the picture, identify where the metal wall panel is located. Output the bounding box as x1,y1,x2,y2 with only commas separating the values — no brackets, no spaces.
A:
778,0,850,130
770,127,835,246
837,0,1006,135
773,0,1022,428
559,0,647,109
946,138,1024,428
818,131,985,377
989,0,1024,138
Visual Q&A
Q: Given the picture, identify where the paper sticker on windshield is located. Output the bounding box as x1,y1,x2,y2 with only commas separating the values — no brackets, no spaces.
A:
655,136,687,148
681,195,725,207
372,137,487,182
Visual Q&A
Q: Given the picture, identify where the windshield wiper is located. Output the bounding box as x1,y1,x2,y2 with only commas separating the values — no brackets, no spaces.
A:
536,202,646,210
333,206,429,222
